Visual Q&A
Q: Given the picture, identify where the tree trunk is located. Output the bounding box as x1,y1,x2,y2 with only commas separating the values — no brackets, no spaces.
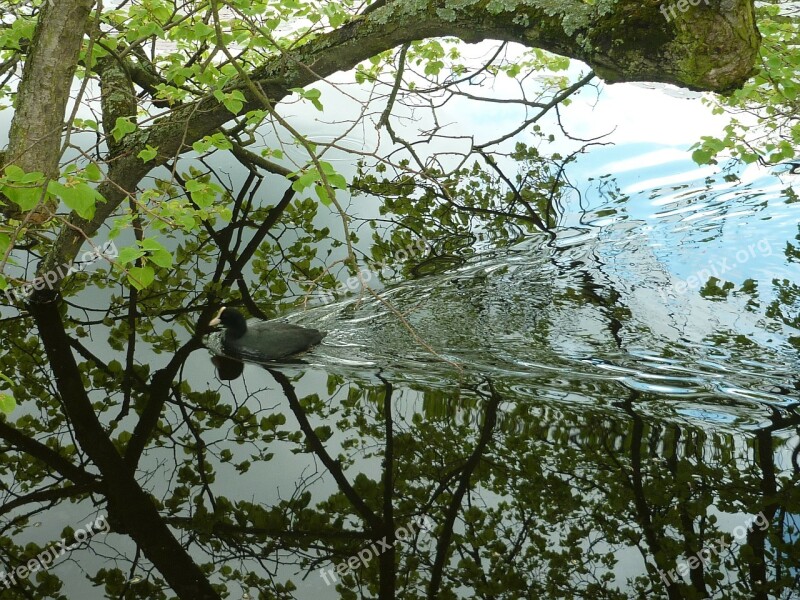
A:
3,0,95,223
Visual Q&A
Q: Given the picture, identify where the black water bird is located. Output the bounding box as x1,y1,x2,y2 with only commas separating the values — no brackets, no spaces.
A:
207,306,325,362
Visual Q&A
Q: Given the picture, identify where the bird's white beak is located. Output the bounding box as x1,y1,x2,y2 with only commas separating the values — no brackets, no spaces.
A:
209,306,225,327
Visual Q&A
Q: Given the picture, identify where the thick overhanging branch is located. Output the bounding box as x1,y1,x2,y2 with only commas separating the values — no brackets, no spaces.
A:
34,0,759,288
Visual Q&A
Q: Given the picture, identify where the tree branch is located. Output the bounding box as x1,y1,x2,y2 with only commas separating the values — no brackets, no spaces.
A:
34,0,759,289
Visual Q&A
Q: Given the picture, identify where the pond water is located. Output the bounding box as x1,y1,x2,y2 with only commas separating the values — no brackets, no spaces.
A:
2,85,800,599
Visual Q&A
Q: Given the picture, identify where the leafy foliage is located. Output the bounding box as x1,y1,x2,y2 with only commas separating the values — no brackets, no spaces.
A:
691,1,800,166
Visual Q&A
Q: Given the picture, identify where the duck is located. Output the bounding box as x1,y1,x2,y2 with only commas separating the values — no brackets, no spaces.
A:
207,306,326,362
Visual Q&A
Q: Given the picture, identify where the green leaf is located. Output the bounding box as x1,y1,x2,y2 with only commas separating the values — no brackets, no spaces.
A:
3,165,26,180
193,134,232,154
245,110,266,126
20,172,44,184
127,266,155,290
424,60,444,76
47,181,100,219
137,145,158,163
117,246,146,265
111,117,137,143
2,166,45,209
314,184,332,206
178,214,197,230
223,95,244,115
289,87,324,111
319,161,336,175
1,183,42,210
304,88,323,111
209,132,233,150
192,138,212,153
84,162,103,181
74,118,98,130
215,90,245,116
316,161,347,189
185,179,219,208
691,148,712,165
0,393,14,415
328,173,347,189
152,5,171,21
141,238,173,268
291,169,319,192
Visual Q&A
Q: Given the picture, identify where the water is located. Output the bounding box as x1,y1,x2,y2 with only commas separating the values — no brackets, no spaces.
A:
2,137,800,599
189,145,799,597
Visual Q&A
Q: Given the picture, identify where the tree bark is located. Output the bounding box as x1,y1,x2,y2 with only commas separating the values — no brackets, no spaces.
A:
3,0,95,222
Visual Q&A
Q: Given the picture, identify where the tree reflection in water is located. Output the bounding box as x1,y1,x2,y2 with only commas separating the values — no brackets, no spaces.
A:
2,166,800,599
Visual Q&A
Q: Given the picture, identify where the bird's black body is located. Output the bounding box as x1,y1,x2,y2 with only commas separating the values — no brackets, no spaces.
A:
208,307,325,361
